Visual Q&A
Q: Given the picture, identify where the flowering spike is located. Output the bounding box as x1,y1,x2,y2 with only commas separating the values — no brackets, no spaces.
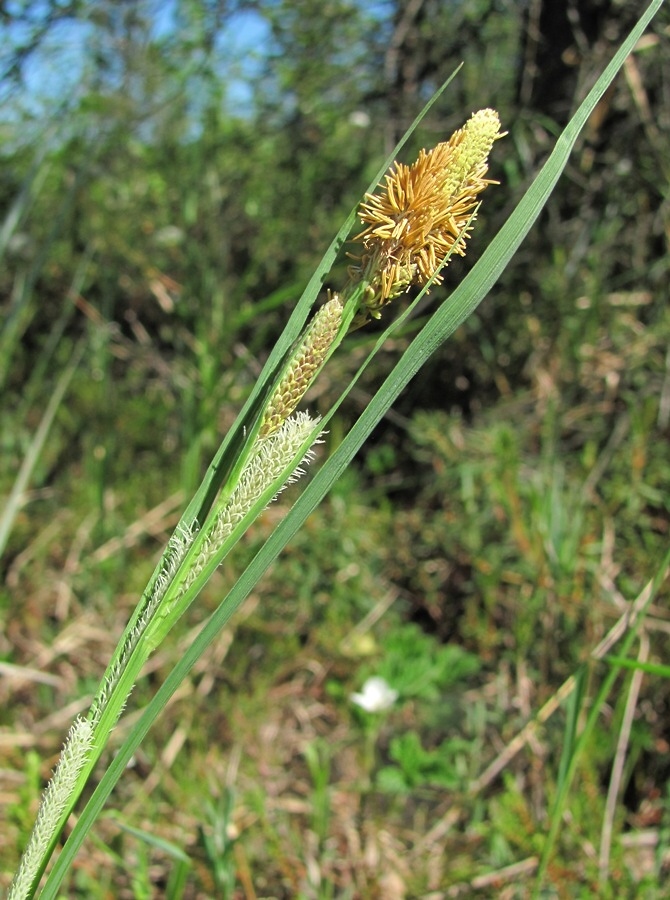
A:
8,718,94,900
348,108,503,323
260,294,343,437
181,412,321,594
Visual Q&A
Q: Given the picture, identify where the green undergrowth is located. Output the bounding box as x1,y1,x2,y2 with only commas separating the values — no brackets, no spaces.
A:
3,282,669,895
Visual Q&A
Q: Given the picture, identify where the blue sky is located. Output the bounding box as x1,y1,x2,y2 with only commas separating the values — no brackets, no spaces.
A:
0,1,391,133
0,1,273,118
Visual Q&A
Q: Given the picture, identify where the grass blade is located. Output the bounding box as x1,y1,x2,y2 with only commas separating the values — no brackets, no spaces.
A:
0,341,86,558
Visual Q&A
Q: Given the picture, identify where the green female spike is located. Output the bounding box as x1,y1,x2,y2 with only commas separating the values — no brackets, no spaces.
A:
260,294,344,437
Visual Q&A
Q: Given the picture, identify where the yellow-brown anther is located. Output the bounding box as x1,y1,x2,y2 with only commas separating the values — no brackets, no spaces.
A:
259,294,344,437
349,108,503,320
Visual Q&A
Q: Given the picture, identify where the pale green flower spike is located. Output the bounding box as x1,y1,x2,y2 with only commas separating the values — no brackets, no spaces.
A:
181,410,321,596
8,411,324,900
8,717,94,900
260,294,343,437
439,108,502,200
88,521,200,727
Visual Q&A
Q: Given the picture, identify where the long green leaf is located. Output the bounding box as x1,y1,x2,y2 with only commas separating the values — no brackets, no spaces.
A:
38,3,663,894
603,656,670,679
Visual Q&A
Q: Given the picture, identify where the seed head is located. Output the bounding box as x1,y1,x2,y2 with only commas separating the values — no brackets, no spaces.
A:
349,108,503,321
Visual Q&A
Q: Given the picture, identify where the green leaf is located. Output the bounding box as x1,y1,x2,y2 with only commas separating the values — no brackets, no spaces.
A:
111,818,192,864
603,656,670,680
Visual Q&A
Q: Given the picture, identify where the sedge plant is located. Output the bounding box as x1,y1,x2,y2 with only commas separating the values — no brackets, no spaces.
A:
7,2,664,894
10,103,503,900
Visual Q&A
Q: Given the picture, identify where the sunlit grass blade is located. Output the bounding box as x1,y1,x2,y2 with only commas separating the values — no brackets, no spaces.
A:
111,818,193,865
0,171,84,396
603,657,670,679
16,251,93,420
0,146,51,262
0,341,86,558
555,666,588,792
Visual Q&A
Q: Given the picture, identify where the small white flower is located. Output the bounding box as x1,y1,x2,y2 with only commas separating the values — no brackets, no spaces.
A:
349,110,370,128
350,676,398,713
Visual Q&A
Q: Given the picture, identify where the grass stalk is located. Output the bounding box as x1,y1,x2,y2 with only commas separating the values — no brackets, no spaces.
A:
0,341,86,559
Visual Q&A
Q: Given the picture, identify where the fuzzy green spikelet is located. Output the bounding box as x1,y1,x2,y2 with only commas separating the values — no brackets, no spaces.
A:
260,295,343,437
